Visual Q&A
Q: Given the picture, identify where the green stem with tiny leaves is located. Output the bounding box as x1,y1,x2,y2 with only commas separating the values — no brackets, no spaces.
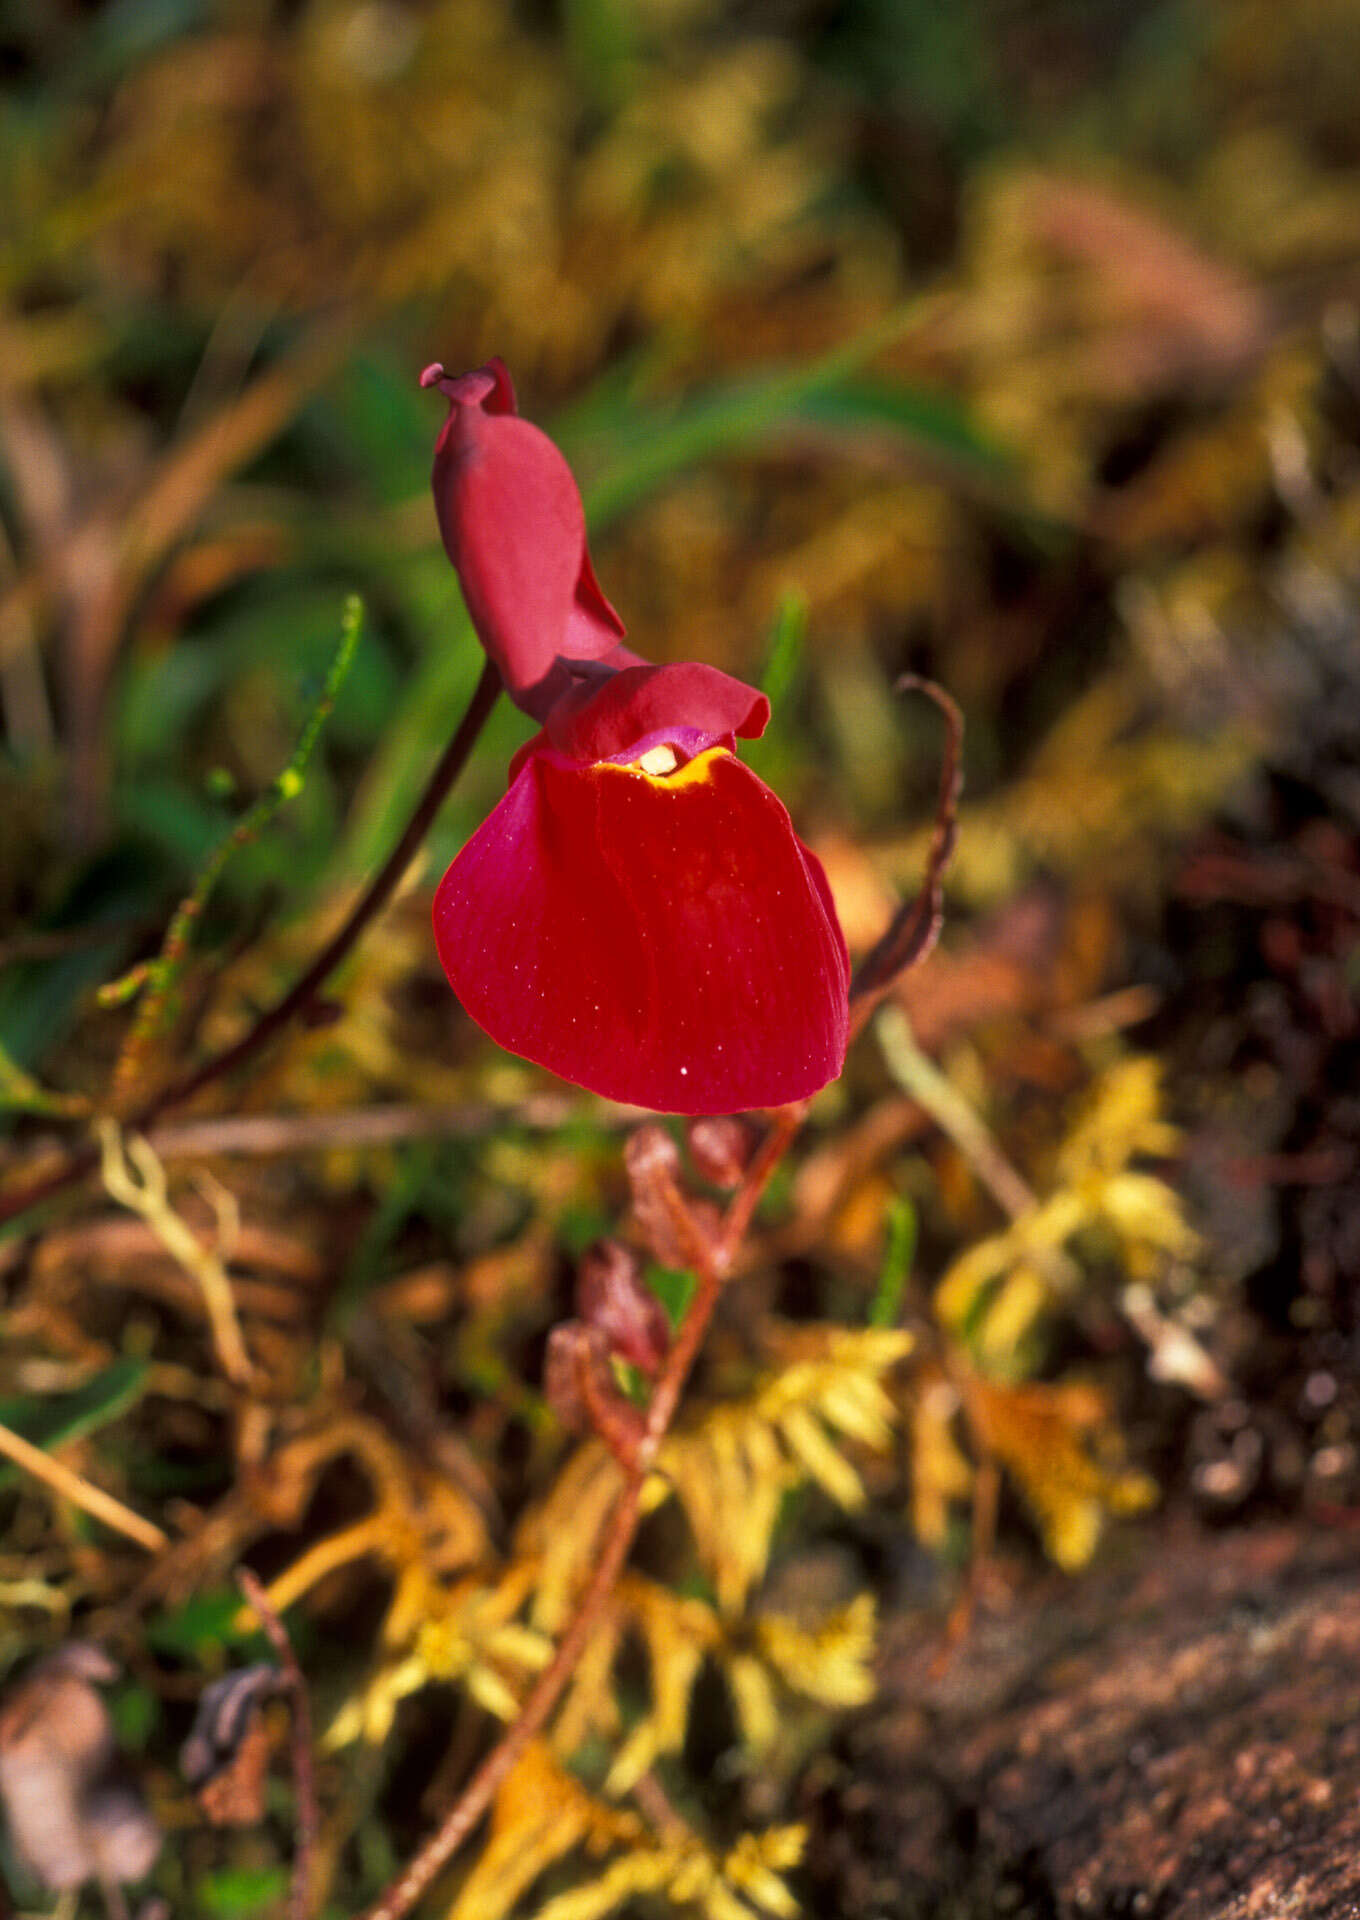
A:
108,595,366,1102
0,652,502,1226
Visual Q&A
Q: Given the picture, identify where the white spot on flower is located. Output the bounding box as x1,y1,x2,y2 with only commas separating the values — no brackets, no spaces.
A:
637,744,679,777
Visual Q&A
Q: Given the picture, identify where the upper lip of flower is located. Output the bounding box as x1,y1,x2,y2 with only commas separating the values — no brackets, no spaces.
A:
423,357,626,717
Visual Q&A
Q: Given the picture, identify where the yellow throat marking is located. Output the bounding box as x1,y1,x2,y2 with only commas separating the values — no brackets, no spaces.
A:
597,745,727,791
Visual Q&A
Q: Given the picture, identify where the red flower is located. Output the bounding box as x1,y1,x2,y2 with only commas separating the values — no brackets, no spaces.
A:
433,661,850,1114
423,359,850,1113
421,358,626,717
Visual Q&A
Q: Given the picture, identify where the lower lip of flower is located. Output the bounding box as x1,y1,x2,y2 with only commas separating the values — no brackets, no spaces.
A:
433,743,850,1114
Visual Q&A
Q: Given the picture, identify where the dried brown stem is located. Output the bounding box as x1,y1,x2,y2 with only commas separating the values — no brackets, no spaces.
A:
236,1568,320,1920
0,661,502,1226
142,1095,594,1159
876,1004,1035,1222
849,673,964,1029
0,1417,168,1553
631,1769,690,1844
624,1125,715,1272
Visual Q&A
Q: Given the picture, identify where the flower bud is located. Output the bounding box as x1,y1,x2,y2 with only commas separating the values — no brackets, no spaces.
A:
686,1115,755,1188
543,1320,646,1465
624,1126,704,1269
423,357,624,715
543,1321,593,1435
578,1240,670,1376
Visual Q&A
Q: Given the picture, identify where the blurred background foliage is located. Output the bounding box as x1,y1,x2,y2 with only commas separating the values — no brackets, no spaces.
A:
3,0,1358,968
2,0,1360,1915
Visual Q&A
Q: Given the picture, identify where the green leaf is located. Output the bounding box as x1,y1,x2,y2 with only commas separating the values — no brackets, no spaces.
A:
557,1201,616,1259
0,1359,150,1487
743,591,809,789
758,592,807,711
108,1679,159,1750
54,0,211,97
645,1263,696,1331
869,1198,918,1329
0,1036,86,1117
145,1587,264,1661
196,1865,290,1919
327,1137,446,1332
791,374,1011,472
560,319,1011,530
563,0,635,108
306,351,432,507
0,848,161,1073
113,595,364,1091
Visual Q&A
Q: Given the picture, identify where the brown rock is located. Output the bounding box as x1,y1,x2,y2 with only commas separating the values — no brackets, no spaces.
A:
808,1525,1360,1919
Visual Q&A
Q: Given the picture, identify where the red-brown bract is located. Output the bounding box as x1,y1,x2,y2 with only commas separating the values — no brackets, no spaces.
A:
425,362,850,1114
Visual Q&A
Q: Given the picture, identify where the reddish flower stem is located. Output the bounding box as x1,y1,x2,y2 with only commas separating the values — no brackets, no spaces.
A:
358,671,963,1920
360,1462,645,1920
713,1103,805,1262
0,662,503,1226
358,1103,801,1920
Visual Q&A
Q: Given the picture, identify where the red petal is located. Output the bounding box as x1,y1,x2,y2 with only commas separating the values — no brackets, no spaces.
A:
542,662,770,762
433,747,849,1114
431,398,625,705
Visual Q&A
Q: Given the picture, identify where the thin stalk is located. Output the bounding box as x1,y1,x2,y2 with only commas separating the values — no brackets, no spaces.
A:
110,594,366,1103
0,1417,168,1552
0,661,503,1226
358,1102,802,1920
